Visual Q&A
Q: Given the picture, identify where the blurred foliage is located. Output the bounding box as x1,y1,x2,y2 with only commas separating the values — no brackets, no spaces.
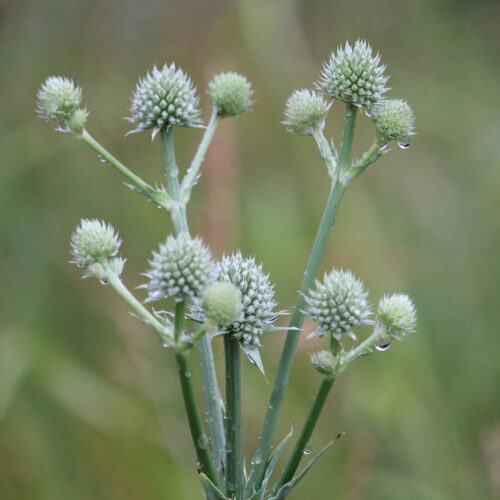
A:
1,0,499,498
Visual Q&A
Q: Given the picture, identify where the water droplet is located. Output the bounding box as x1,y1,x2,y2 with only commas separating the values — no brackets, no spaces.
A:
378,143,388,152
99,278,108,285
364,109,371,118
375,342,392,351
398,142,410,149
304,442,312,455
161,340,172,348
251,451,263,465
198,434,209,449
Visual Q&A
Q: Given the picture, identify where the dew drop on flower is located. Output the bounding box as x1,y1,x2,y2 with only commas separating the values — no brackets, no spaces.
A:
398,142,410,149
303,442,312,455
99,278,108,285
375,342,392,351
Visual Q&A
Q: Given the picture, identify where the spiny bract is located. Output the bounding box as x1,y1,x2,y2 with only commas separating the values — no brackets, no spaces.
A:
144,234,212,302
37,76,84,130
203,282,243,327
305,268,372,340
377,293,417,337
283,89,329,135
317,40,389,108
71,219,121,268
208,72,253,118
129,63,201,138
371,99,415,145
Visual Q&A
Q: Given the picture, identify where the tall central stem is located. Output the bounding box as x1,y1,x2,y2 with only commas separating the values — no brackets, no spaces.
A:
224,334,242,498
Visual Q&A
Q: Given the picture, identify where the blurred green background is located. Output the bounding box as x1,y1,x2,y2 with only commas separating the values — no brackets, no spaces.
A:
1,0,499,498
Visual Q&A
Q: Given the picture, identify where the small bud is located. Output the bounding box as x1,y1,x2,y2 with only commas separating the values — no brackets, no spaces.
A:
377,293,416,338
129,64,201,138
144,234,212,302
203,282,243,327
37,76,84,132
310,350,337,376
208,72,253,118
306,269,372,340
67,108,88,136
283,89,329,135
317,40,389,108
371,99,415,145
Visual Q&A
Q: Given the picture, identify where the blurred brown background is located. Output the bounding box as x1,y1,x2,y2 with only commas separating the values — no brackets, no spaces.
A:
1,0,499,498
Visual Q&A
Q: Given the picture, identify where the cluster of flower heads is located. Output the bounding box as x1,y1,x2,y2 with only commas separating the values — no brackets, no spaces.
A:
283,39,415,146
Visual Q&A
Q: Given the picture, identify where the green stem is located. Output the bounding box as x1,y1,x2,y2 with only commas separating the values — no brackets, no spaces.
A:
224,334,242,498
312,128,337,177
160,126,189,234
247,104,357,491
81,130,158,196
339,325,386,370
160,125,226,484
275,376,335,490
181,107,220,201
349,139,383,178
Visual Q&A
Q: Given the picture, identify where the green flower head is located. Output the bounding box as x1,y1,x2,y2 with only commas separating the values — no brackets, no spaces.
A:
283,89,329,135
371,99,415,146
208,72,253,118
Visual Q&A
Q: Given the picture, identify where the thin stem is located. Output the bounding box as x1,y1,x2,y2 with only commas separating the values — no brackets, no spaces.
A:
349,140,383,178
275,376,335,490
159,125,226,484
160,126,189,234
312,128,337,177
81,130,160,200
181,107,220,201
339,325,386,370
248,104,358,491
224,334,242,499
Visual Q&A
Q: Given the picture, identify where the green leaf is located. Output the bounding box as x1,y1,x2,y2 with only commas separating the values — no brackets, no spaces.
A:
199,472,227,500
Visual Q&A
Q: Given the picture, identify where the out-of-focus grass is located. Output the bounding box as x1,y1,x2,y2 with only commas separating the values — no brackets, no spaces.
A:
1,0,499,498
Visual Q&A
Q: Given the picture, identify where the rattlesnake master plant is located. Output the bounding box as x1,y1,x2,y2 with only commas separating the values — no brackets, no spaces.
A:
38,38,419,500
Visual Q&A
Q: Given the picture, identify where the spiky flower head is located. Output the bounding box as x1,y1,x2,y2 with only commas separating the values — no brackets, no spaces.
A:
283,89,329,135
70,219,124,279
144,234,212,302
310,350,337,377
37,76,87,133
208,72,253,118
129,64,201,138
203,282,243,328
377,293,416,338
371,99,415,146
317,40,389,108
305,269,372,340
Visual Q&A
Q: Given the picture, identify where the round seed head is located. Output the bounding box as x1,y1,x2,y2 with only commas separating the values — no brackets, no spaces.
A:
203,282,243,327
377,293,416,337
129,63,201,137
310,350,336,376
208,72,253,117
70,219,121,268
317,40,389,107
306,269,372,339
37,76,84,131
283,89,329,135
144,234,212,302
371,99,415,145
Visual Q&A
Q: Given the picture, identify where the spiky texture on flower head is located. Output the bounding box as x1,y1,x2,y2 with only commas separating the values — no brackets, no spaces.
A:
283,89,329,135
371,99,415,145
37,76,86,132
203,282,243,327
129,64,201,138
310,350,337,376
208,72,253,118
144,234,212,302
70,219,124,279
305,269,372,340
377,293,416,338
317,40,389,107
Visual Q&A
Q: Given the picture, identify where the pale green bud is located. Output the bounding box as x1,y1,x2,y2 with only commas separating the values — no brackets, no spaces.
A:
306,269,372,340
208,72,253,117
67,108,88,136
377,293,416,338
310,350,336,376
317,40,389,107
71,219,121,268
144,234,212,302
371,99,415,146
283,89,329,135
203,282,243,327
129,64,201,138
37,76,84,132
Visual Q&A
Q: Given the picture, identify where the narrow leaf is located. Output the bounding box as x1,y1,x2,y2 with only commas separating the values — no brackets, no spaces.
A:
199,472,227,500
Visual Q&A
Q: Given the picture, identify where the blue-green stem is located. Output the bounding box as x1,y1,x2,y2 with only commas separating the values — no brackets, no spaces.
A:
247,104,357,492
348,139,384,178
160,124,226,485
224,334,242,499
